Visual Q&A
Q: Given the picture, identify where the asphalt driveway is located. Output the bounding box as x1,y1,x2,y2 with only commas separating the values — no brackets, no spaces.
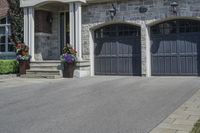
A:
0,77,200,133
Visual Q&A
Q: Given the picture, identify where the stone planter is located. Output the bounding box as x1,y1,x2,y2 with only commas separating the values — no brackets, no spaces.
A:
19,61,29,75
63,63,75,78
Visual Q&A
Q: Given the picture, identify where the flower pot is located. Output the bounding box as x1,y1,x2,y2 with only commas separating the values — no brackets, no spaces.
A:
63,63,75,78
19,61,28,75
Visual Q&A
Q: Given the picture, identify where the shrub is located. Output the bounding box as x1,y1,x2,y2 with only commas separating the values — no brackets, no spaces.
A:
191,119,200,133
0,60,19,74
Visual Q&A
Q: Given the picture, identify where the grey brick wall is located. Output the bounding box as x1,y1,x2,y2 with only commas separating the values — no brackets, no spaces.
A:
82,0,200,76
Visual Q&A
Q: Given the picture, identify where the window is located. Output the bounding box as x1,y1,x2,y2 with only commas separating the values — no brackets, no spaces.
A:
0,17,14,53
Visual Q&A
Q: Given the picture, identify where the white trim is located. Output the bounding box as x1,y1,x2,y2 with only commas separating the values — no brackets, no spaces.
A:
75,2,82,60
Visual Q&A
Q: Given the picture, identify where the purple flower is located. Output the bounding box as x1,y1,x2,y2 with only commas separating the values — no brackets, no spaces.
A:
61,54,77,64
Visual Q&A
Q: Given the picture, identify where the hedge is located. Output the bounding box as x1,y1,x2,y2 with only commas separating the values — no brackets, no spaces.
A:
191,119,200,133
0,60,19,74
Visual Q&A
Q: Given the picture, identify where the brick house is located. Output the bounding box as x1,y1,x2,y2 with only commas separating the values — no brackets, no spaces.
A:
20,0,200,77
0,0,15,59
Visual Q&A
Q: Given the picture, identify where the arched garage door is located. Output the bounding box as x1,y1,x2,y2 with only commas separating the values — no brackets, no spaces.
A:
151,19,200,76
94,24,141,76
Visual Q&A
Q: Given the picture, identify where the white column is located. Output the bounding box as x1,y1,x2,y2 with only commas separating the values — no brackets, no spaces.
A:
23,8,29,46
24,7,35,61
69,3,75,48
75,2,82,60
28,7,35,61
145,23,151,77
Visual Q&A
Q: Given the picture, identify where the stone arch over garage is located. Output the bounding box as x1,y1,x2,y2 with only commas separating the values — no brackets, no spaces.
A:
89,22,142,76
149,18,200,76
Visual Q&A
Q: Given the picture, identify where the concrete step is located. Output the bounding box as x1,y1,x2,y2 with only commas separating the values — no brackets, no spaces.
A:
29,65,60,70
24,61,62,79
21,74,61,79
26,69,60,75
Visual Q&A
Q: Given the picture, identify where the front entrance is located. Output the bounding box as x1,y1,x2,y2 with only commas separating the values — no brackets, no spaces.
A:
151,19,200,76
60,12,70,54
94,24,141,76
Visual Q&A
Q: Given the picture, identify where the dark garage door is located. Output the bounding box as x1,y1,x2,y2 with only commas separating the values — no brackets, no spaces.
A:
94,24,141,75
151,19,200,76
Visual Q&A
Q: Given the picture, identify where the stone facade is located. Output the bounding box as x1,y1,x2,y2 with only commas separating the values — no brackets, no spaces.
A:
35,12,60,60
81,0,200,76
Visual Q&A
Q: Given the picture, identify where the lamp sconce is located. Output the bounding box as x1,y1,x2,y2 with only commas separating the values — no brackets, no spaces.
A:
170,1,178,14
139,6,148,13
47,13,53,24
108,4,117,20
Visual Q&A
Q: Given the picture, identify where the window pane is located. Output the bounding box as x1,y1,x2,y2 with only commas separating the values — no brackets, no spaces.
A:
0,27,5,34
0,36,5,43
8,44,15,52
0,18,6,24
0,44,5,52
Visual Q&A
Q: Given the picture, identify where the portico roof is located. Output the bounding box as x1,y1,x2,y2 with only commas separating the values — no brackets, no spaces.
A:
20,0,86,7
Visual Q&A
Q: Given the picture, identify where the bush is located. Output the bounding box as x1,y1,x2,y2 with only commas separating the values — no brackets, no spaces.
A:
191,119,200,133
0,60,19,74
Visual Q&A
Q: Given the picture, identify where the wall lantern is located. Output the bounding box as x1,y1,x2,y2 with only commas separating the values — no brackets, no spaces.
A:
170,1,178,14
47,13,53,24
109,4,117,20
139,6,148,13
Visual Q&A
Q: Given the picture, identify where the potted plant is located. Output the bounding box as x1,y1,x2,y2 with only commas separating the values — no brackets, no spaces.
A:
16,43,31,75
60,44,77,78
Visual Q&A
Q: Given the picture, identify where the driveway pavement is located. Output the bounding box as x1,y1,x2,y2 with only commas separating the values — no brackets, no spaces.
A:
0,77,199,133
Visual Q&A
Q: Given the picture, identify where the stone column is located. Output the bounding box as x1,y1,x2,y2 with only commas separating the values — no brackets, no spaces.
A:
141,22,151,77
24,7,35,61
69,3,75,48
145,24,151,77
75,2,82,61
23,8,29,46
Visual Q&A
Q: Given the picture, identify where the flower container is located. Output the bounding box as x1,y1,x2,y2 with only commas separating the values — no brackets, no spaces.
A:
63,63,75,78
19,61,28,75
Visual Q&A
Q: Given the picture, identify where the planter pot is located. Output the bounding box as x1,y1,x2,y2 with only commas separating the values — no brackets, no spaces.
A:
63,63,75,78
19,61,30,75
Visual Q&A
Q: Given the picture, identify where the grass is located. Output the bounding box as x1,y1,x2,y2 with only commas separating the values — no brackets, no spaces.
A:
191,119,200,133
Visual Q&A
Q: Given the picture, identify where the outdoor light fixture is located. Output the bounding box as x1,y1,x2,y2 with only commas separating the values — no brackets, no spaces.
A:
47,13,53,24
170,1,178,14
109,4,117,20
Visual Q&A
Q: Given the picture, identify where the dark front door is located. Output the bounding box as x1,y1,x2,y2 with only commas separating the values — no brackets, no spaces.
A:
60,12,70,54
151,19,200,76
94,24,141,76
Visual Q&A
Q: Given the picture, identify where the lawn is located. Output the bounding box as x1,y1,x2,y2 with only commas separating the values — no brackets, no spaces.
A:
191,119,200,133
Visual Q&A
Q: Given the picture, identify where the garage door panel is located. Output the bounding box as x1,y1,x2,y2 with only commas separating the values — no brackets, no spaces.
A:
151,19,200,76
94,24,141,76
